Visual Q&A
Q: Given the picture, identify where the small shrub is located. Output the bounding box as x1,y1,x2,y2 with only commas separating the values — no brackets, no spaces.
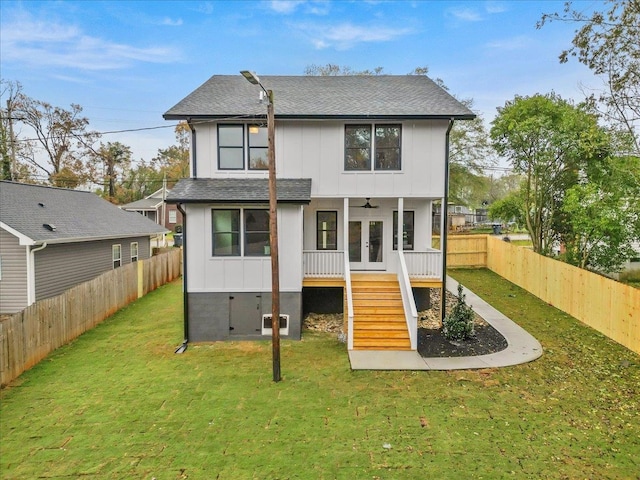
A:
443,284,475,341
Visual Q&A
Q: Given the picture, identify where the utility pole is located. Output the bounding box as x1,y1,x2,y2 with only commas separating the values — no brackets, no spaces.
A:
241,70,281,382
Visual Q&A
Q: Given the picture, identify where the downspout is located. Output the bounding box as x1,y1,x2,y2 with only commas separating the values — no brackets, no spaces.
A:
175,203,188,353
441,119,454,324
28,242,47,306
187,120,197,178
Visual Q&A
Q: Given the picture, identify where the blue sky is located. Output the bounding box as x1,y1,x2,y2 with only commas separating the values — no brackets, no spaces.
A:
0,0,600,165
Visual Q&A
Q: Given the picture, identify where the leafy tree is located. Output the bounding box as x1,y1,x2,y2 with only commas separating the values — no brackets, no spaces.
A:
150,121,190,187
488,189,526,228
89,141,133,201
539,0,640,155
490,93,611,254
561,155,640,271
13,94,100,187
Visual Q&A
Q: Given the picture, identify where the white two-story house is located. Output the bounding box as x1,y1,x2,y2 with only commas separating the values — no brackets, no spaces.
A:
165,75,474,351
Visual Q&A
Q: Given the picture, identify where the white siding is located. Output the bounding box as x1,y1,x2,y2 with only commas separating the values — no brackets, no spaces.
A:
0,228,28,314
193,119,448,198
185,204,303,293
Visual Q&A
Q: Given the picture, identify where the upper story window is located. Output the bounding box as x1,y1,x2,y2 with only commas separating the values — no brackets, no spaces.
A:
345,124,401,171
168,209,177,224
218,124,268,171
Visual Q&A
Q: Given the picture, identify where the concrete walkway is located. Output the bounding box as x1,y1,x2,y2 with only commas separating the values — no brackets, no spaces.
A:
348,277,543,370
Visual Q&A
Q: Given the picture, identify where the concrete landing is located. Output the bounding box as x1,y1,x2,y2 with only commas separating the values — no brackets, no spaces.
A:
348,277,543,370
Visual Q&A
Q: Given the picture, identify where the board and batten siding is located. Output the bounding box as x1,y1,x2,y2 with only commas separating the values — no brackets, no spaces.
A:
34,237,151,301
185,203,303,293
194,120,448,199
0,228,29,314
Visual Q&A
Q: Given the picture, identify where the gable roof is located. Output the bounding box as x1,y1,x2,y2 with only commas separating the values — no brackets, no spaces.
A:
0,181,168,246
166,178,312,204
120,188,167,211
164,75,475,120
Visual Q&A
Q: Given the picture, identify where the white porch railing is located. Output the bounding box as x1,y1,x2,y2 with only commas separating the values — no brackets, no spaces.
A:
303,250,345,277
403,249,443,279
397,251,418,350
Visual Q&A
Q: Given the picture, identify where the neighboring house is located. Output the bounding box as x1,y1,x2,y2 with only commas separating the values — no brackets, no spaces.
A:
120,186,183,230
0,181,168,314
164,75,474,350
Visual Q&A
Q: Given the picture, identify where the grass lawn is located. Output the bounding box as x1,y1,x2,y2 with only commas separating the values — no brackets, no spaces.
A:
1,270,638,479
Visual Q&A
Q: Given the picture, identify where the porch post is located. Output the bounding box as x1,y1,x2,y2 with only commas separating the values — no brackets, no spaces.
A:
343,197,349,258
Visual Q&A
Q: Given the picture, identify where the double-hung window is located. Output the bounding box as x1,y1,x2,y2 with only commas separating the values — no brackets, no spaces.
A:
345,124,401,171
112,244,122,268
131,242,139,262
212,209,270,257
393,211,414,250
218,124,268,171
316,211,337,250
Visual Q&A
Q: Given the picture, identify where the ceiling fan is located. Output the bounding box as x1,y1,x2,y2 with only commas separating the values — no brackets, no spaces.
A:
359,198,379,209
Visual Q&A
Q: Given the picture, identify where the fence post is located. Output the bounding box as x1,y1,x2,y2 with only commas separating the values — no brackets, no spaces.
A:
137,259,144,299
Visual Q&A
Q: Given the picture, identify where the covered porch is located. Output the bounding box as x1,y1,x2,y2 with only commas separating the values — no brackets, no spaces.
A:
302,197,446,352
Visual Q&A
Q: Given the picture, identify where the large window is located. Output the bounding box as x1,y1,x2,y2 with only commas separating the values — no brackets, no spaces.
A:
212,209,241,256
393,211,414,250
244,209,270,256
345,124,401,171
218,124,268,171
212,209,270,257
316,211,337,250
112,244,122,268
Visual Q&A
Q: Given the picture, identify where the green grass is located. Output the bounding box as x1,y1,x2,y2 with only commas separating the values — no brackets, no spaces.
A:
1,272,639,479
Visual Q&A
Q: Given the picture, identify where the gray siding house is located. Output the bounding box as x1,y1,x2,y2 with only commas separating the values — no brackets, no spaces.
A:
0,181,168,314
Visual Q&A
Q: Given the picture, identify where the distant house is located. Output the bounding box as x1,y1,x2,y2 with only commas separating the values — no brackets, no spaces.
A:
0,181,168,314
120,186,183,230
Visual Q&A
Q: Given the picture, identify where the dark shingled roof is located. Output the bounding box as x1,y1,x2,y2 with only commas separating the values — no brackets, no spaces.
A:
166,178,312,204
164,75,475,120
0,181,168,245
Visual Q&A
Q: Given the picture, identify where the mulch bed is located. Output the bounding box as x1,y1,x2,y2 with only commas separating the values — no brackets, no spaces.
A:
304,287,508,358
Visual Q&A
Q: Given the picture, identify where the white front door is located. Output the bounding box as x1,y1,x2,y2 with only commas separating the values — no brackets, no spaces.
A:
349,219,385,270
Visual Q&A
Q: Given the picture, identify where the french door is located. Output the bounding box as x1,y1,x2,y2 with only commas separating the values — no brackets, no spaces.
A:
349,219,385,270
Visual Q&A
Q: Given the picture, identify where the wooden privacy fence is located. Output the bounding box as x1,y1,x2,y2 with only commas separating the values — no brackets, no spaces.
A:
444,235,639,355
0,249,182,387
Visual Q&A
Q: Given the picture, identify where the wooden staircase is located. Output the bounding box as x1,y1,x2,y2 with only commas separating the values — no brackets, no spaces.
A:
350,273,411,350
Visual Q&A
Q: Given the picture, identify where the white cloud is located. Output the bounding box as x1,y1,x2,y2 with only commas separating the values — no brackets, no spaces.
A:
270,0,306,14
160,17,184,26
485,1,507,14
448,7,482,22
297,22,412,50
1,17,180,71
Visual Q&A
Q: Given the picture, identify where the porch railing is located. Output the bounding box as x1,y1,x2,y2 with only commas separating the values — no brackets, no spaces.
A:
397,251,418,350
403,249,442,279
303,250,345,277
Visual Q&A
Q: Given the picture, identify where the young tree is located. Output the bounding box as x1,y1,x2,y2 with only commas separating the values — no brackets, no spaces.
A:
490,93,611,254
539,0,640,155
13,94,100,187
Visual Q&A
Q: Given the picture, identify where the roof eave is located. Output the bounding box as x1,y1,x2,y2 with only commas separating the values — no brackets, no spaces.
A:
164,113,476,121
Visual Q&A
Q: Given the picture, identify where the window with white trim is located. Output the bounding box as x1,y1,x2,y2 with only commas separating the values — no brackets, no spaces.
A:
168,210,177,224
112,244,122,268
345,124,401,171
131,242,139,262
